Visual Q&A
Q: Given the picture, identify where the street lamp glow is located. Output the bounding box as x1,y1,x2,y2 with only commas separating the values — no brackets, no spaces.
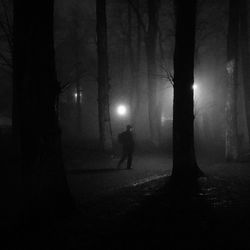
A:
192,84,197,90
117,105,127,116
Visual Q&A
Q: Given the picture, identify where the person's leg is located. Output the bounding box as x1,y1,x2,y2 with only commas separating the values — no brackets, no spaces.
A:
117,149,127,168
127,151,133,169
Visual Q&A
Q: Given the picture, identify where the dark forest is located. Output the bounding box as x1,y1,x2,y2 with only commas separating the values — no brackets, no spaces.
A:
2,0,250,249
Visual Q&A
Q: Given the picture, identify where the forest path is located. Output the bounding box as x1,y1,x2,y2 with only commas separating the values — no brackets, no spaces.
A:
63,141,223,205
65,151,172,204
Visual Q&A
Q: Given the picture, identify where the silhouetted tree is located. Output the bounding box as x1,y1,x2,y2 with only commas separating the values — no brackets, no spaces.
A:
225,0,240,161
13,0,73,217
172,0,201,180
96,0,113,152
239,0,250,147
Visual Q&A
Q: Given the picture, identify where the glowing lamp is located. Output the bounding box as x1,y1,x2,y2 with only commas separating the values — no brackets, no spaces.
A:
117,105,127,116
192,84,197,90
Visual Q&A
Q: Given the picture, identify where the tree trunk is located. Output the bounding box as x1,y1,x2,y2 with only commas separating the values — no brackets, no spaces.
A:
13,0,73,218
172,0,201,180
146,0,160,146
239,0,250,147
225,0,240,161
96,0,113,152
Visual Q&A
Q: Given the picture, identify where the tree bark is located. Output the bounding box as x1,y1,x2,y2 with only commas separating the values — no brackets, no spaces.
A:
13,0,73,217
225,0,240,161
96,0,113,152
172,0,201,180
239,0,250,147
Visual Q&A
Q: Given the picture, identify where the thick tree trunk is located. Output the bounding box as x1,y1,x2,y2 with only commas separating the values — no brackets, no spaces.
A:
225,0,240,161
13,0,73,217
239,0,250,147
172,0,201,180
96,0,113,152
146,0,160,146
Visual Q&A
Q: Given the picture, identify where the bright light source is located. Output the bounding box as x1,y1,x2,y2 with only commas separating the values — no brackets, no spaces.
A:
193,82,199,103
192,84,197,90
74,93,78,98
117,105,127,116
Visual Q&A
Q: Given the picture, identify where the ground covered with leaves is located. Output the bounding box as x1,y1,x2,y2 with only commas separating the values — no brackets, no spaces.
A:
4,142,250,249
61,162,250,250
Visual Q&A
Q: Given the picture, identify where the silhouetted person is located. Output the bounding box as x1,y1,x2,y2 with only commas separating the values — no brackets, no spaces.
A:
117,125,135,169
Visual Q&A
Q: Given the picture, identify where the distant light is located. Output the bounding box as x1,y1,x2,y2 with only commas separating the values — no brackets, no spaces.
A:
193,82,199,102
117,105,127,116
74,93,78,98
161,115,166,124
192,84,197,90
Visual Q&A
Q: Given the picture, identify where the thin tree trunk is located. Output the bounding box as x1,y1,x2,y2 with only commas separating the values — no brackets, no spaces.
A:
146,0,160,146
172,0,201,180
239,0,250,147
225,0,240,161
96,0,113,152
13,0,73,218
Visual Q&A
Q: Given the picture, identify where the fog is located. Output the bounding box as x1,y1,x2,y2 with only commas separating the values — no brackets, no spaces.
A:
51,0,249,157
3,0,250,249
0,0,248,158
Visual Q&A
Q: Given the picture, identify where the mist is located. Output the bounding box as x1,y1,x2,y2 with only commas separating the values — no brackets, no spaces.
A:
2,0,250,249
